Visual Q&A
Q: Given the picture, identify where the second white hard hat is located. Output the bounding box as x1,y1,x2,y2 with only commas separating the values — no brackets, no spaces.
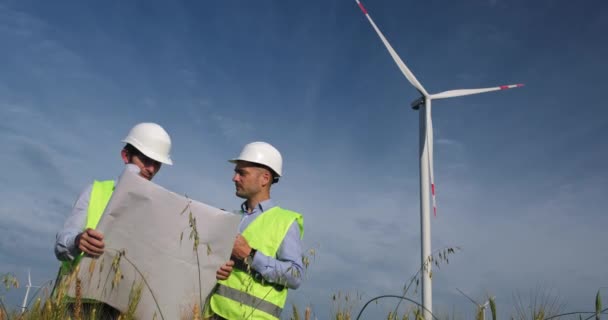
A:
122,122,173,165
229,141,282,177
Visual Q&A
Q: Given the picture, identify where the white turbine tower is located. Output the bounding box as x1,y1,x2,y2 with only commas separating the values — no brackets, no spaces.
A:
20,269,40,313
457,288,494,320
354,1,523,318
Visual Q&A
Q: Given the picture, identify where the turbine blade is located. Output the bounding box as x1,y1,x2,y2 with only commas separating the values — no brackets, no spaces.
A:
425,102,437,217
430,84,524,100
355,0,429,96
28,269,31,286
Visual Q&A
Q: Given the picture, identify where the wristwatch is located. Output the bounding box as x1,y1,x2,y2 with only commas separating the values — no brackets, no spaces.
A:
244,248,257,266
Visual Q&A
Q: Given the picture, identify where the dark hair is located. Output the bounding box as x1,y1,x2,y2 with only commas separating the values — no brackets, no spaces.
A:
123,143,140,156
122,144,148,163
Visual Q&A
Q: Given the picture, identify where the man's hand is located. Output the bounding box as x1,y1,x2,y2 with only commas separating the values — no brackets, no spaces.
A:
76,228,105,257
232,234,252,260
216,260,235,280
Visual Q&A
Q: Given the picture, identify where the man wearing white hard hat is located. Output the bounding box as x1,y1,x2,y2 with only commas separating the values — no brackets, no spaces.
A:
206,142,304,320
54,122,173,318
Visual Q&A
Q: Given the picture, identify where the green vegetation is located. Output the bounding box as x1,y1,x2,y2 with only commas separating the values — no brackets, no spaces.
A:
1,236,605,319
1,269,607,320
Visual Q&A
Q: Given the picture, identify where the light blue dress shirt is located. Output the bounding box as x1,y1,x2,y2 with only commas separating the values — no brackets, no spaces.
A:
240,199,304,290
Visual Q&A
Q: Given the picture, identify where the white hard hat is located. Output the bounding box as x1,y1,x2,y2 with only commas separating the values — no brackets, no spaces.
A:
229,141,283,177
122,122,173,165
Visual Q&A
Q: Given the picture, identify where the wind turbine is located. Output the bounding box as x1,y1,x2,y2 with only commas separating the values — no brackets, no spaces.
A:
20,269,41,313
457,288,494,320
354,1,523,317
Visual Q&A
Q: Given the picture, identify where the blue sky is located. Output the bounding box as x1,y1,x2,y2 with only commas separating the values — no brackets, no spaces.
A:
1,0,607,318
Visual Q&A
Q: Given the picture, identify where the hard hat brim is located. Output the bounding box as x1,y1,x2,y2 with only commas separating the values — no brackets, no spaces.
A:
227,158,281,176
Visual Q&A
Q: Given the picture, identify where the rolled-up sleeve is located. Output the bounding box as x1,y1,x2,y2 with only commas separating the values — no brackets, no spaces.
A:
54,184,92,261
250,221,303,289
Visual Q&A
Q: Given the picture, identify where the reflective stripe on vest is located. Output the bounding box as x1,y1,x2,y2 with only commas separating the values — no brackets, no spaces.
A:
210,206,304,320
215,284,282,318
60,180,115,274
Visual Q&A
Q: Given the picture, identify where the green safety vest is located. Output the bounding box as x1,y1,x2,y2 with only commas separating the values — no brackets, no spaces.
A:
210,206,304,320
60,180,115,275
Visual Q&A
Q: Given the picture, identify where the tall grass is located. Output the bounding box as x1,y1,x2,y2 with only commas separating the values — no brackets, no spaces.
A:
2,270,608,319
2,235,607,319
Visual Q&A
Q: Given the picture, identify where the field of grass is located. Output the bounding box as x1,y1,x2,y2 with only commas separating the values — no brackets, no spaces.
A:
1,280,606,320
2,245,607,320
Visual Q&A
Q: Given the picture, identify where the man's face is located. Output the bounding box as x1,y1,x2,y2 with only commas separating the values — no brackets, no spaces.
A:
122,149,162,180
232,162,269,199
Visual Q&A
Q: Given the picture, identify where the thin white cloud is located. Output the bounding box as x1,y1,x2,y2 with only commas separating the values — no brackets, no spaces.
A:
211,113,255,141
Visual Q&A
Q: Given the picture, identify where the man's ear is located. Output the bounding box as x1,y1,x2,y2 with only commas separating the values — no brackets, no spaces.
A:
121,149,129,164
261,169,272,187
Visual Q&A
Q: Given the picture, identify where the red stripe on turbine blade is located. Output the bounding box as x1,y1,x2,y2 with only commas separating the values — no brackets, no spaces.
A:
431,184,435,195
434,207,437,217
500,84,525,90
357,2,368,14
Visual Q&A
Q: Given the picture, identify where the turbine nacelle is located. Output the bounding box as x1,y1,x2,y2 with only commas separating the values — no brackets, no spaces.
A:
411,96,426,110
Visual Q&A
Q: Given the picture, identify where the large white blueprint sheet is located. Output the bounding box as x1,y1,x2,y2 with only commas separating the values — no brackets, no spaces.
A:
68,169,241,319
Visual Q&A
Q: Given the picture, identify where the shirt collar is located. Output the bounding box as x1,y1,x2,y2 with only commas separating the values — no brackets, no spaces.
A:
241,198,275,215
